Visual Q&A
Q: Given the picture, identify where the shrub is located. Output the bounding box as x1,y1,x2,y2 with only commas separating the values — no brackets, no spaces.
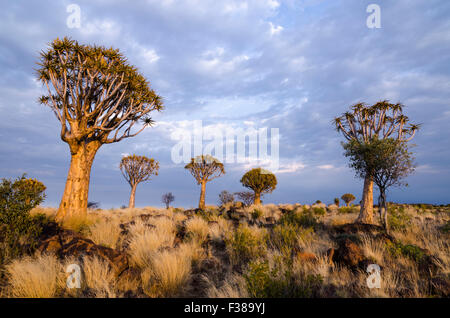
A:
279,209,318,228
271,223,298,257
87,220,121,249
388,206,411,231
334,198,340,206
218,190,234,206
251,209,263,220
311,207,326,216
0,175,48,262
244,259,323,298
225,224,268,264
338,206,359,214
440,221,450,234
234,191,255,207
386,241,426,263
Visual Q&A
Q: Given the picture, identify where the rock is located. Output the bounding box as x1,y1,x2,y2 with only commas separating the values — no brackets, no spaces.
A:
296,252,318,263
332,238,365,267
431,275,450,297
265,217,275,224
327,204,338,212
38,225,128,276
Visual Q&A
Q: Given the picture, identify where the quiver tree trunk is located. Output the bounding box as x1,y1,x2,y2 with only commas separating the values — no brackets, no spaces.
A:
56,142,100,221
356,174,374,224
198,181,206,210
378,191,389,233
254,192,261,205
129,184,137,209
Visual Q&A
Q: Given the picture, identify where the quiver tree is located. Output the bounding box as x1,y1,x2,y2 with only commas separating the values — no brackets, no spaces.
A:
344,138,415,232
37,37,163,221
120,155,159,208
334,101,419,224
185,155,225,210
341,193,356,207
240,168,277,205
162,192,175,209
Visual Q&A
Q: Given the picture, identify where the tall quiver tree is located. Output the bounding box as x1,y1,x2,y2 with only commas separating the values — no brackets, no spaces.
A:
120,155,159,208
185,155,225,210
240,168,277,205
37,38,163,221
334,101,419,224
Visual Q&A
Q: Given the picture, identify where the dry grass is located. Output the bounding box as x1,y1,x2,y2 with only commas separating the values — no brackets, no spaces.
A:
128,229,175,268
6,254,62,298
87,219,121,249
185,216,209,242
81,256,117,298
141,247,192,297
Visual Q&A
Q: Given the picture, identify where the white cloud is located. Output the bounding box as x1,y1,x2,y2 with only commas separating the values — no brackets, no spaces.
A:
269,22,283,35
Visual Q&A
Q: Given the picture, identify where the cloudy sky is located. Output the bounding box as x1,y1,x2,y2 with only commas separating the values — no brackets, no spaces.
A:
0,0,449,208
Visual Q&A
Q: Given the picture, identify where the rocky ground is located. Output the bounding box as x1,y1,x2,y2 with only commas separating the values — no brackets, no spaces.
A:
0,202,449,298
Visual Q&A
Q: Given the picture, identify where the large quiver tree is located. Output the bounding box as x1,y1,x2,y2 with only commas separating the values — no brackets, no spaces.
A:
333,101,418,224
37,37,163,220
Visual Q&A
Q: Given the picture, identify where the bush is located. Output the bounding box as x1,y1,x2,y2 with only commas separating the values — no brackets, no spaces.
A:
334,198,340,206
251,209,263,220
244,259,323,298
271,223,298,257
225,224,267,264
311,207,326,216
440,221,450,234
388,206,411,231
279,209,318,228
338,206,359,214
387,241,426,263
218,190,234,206
0,175,48,263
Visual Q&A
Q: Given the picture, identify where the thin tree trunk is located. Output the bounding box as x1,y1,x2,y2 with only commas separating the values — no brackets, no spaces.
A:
356,173,374,224
198,180,206,210
254,192,261,205
129,184,137,208
56,142,99,221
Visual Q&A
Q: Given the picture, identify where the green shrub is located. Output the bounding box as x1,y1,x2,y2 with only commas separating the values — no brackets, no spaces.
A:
440,221,450,234
271,223,298,257
280,209,318,228
311,207,326,216
338,206,359,214
251,209,263,220
388,206,411,231
0,175,48,263
387,241,426,263
334,198,340,206
225,224,268,264
244,259,323,298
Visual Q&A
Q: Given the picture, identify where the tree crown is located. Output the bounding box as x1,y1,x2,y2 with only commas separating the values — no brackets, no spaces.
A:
334,101,419,143
184,155,225,184
37,37,163,146
240,168,277,194
341,193,356,204
120,155,159,186
343,137,415,191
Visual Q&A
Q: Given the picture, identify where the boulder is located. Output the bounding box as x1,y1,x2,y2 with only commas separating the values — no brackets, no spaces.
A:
327,204,338,212
38,224,128,276
431,275,450,297
332,238,365,268
311,203,327,209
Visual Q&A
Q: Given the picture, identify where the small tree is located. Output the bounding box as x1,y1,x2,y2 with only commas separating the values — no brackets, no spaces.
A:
334,198,340,207
344,138,415,232
334,101,419,224
218,190,234,206
240,168,277,205
37,37,163,221
185,155,225,210
120,155,159,208
0,175,47,260
234,191,255,206
162,192,175,209
341,193,356,207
